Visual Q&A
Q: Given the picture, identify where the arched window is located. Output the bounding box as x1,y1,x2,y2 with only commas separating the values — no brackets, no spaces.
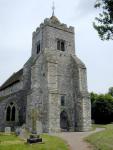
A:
6,102,17,122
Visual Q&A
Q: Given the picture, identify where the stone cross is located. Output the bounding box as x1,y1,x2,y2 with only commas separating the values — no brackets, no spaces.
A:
32,109,38,133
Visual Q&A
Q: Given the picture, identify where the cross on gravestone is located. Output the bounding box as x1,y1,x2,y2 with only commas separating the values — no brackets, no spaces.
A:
31,109,38,133
36,121,42,134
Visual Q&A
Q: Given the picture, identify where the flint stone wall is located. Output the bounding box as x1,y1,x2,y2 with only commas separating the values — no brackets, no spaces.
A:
0,90,27,131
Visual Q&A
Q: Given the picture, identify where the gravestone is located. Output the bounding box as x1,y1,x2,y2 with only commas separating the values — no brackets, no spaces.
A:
5,127,11,134
15,127,21,136
19,128,28,140
18,124,29,140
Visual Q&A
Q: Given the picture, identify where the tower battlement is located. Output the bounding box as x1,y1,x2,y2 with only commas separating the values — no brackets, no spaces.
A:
33,16,74,37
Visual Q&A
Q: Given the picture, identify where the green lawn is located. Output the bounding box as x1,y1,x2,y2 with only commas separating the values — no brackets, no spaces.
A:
0,133,69,150
85,124,113,150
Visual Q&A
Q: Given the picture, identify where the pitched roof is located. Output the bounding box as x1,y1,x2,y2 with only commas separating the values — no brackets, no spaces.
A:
0,69,23,91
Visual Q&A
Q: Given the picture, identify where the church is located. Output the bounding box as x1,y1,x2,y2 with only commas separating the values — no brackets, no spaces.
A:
0,12,91,133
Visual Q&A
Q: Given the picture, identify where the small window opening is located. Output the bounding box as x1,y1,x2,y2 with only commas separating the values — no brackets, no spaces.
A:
61,96,65,106
61,41,65,51
57,40,65,51
10,102,13,105
37,42,40,54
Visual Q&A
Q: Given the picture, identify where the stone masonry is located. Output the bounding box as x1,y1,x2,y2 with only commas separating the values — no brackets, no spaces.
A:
0,14,91,132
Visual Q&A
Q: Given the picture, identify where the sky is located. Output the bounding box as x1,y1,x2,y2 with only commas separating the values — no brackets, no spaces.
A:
0,0,113,94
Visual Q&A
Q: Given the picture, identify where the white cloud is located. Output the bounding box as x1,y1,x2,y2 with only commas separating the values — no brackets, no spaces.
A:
72,0,97,20
77,0,96,13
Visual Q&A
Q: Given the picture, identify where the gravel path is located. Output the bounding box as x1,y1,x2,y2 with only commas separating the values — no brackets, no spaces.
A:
54,128,104,150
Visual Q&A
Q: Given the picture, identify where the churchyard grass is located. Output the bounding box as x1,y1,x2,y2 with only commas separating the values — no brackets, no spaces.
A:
0,133,69,150
85,124,113,150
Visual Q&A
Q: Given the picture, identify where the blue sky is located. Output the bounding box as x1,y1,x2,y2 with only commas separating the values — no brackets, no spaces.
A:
0,0,113,93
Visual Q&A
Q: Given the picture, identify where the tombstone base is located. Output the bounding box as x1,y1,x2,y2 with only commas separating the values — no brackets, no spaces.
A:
27,134,42,144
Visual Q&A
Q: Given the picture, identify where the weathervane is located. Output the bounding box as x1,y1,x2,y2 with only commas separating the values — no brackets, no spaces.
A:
52,1,55,16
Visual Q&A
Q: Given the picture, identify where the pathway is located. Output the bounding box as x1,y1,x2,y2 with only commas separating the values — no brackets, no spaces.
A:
54,128,104,150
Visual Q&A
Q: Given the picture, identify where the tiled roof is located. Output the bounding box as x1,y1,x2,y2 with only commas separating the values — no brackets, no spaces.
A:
0,69,23,91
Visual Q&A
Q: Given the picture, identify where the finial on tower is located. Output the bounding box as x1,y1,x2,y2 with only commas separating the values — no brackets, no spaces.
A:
52,1,55,16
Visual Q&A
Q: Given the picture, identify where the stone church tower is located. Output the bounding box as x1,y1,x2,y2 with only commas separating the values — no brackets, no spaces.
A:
26,15,91,133
0,14,91,133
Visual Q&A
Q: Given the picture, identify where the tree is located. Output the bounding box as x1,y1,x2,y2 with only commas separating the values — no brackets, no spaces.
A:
90,93,113,124
108,87,113,96
90,92,98,104
93,0,113,40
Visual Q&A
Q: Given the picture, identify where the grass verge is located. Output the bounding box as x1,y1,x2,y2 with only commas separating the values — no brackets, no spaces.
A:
85,124,113,150
0,133,69,150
